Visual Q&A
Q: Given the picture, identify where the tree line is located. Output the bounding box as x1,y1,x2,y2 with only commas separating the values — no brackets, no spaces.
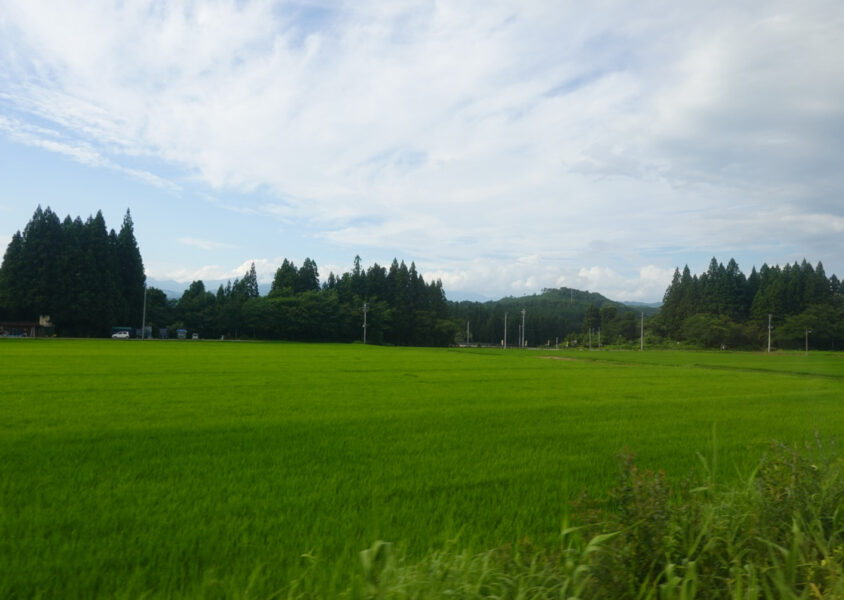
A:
654,257,843,349
0,206,145,336
3,209,841,350
145,256,455,345
0,207,456,344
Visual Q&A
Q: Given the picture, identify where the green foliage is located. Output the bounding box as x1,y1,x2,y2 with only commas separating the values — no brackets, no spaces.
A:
775,299,844,351
177,257,455,345
0,206,145,336
680,313,750,348
448,287,650,347
144,286,175,333
0,209,454,345
564,441,844,599
658,258,842,350
357,443,844,599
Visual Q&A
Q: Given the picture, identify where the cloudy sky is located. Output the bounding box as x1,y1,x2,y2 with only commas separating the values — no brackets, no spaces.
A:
1,1,842,301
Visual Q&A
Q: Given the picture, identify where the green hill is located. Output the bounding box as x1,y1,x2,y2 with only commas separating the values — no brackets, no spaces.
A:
448,287,659,346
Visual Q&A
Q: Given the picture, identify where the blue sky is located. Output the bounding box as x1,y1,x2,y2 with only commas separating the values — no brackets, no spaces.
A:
1,1,842,301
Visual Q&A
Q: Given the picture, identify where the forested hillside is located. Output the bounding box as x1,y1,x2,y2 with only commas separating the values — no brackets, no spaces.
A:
654,258,843,349
448,288,656,347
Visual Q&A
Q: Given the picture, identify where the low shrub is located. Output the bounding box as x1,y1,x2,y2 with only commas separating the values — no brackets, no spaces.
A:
352,441,844,599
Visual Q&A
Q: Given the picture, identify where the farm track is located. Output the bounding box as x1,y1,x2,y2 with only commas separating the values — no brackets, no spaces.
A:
539,350,844,380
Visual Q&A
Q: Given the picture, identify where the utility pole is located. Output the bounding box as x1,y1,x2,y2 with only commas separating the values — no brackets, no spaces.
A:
598,328,601,350
521,308,526,348
504,312,508,349
466,320,470,346
362,302,368,345
140,284,147,340
767,314,772,353
555,336,558,351
805,328,811,356
588,328,592,350
640,312,644,351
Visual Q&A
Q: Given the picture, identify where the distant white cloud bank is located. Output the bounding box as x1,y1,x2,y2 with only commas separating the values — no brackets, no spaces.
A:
1,1,842,301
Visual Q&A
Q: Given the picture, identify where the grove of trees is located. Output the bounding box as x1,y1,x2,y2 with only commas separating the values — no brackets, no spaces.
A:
0,207,455,345
0,206,145,336
146,256,455,345
654,258,843,349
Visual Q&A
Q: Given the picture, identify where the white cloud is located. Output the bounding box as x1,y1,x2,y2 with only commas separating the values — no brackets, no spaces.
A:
420,256,674,302
1,1,842,300
569,265,673,301
228,258,281,283
0,115,179,190
152,256,312,285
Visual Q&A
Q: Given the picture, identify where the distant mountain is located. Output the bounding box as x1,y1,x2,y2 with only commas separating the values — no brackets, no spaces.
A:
445,291,494,302
623,300,663,313
146,277,271,298
448,286,660,345
145,278,187,299
455,286,645,312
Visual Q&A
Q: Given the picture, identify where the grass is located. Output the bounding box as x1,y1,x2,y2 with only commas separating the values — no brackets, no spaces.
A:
1,340,842,597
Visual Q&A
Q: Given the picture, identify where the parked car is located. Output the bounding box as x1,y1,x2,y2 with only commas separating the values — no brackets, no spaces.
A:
112,330,130,339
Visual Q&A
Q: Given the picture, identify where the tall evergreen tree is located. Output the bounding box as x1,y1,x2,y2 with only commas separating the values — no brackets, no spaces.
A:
22,206,64,321
270,259,298,297
115,209,146,326
723,258,746,320
80,211,120,334
0,231,26,318
660,268,683,337
243,262,260,298
296,258,320,294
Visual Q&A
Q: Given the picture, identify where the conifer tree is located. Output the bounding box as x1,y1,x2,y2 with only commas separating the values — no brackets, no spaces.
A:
270,259,298,297
296,258,319,294
115,209,146,326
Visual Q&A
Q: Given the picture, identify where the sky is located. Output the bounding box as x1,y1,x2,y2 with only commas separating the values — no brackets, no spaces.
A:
1,1,842,302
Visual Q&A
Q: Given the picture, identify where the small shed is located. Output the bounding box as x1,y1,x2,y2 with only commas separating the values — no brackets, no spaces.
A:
0,321,54,337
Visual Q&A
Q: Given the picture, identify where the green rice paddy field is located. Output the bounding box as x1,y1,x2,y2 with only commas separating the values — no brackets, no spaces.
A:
1,339,842,597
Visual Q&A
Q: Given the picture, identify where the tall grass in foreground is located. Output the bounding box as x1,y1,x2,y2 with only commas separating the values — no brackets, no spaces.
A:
343,441,844,599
